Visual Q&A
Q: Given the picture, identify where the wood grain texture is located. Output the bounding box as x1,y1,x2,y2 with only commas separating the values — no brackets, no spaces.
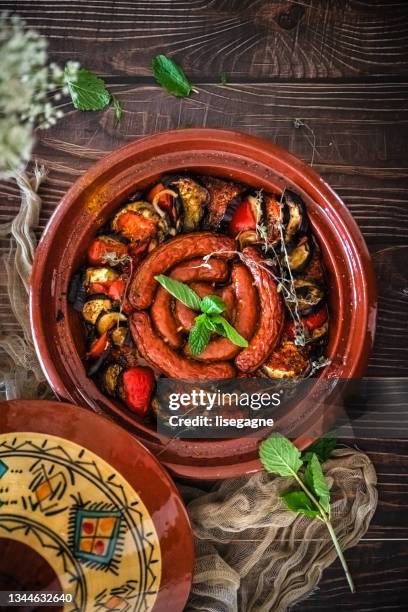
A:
0,2,408,608
3,0,408,79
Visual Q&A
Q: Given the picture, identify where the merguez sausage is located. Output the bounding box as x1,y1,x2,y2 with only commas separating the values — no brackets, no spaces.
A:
150,286,183,349
130,312,236,380
184,263,259,362
129,232,236,309
235,247,284,372
170,257,229,283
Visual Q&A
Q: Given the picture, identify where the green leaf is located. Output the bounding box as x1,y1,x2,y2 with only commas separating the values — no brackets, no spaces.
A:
302,437,336,463
259,433,303,477
304,453,331,513
210,315,248,347
154,274,202,311
64,67,111,111
188,314,211,355
200,295,226,315
151,54,195,98
281,491,320,519
111,95,124,123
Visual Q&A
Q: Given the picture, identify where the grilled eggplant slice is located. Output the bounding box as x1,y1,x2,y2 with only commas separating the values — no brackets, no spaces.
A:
96,311,127,335
263,340,310,378
282,191,309,245
101,363,123,396
84,267,119,286
294,279,325,315
263,193,283,247
200,176,243,230
82,296,113,324
164,176,209,231
112,201,170,243
287,238,313,273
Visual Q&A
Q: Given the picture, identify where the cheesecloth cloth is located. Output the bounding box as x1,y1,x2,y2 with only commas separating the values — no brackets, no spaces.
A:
0,169,378,611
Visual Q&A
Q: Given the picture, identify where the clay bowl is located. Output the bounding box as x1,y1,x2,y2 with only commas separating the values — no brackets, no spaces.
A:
30,129,377,480
0,399,194,611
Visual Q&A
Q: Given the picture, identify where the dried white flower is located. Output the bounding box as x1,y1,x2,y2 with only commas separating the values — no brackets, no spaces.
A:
0,13,80,178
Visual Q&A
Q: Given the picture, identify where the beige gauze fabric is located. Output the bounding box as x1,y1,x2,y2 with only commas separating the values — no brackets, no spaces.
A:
1,169,378,611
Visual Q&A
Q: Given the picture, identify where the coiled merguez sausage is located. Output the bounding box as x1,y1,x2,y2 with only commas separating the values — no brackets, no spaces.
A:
130,312,236,380
182,264,259,362
235,247,284,373
129,232,236,309
150,256,231,349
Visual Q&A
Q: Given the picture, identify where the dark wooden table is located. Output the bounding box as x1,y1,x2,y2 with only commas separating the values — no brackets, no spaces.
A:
1,1,408,609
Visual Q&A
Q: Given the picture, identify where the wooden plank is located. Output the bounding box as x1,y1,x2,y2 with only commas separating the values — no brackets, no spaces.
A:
4,0,408,79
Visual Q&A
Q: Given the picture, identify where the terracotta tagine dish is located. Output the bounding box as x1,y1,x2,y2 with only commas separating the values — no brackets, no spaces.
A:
30,129,377,479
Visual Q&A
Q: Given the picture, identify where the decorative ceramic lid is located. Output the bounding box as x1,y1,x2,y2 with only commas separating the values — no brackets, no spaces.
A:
0,400,193,611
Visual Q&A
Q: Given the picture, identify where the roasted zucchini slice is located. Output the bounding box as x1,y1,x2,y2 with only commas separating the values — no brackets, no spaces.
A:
111,326,128,347
96,311,127,335
165,176,209,231
287,239,313,273
82,296,113,324
101,363,123,396
294,279,325,315
262,340,310,378
84,266,119,285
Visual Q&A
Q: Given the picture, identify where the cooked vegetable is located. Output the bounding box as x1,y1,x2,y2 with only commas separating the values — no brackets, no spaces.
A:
283,191,308,245
308,320,329,343
164,176,209,231
147,182,179,223
200,176,243,230
112,201,169,243
87,235,128,266
287,239,313,273
106,279,126,301
102,363,124,396
86,331,110,359
118,366,155,416
237,229,261,250
85,266,119,285
82,297,113,324
303,306,328,331
228,197,257,236
69,272,88,311
111,326,128,346
294,279,325,315
96,311,127,335
262,340,310,378
263,193,282,246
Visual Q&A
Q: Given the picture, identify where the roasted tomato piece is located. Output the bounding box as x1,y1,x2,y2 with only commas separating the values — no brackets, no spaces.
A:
147,182,178,218
87,332,110,359
118,366,155,417
262,340,310,378
303,306,328,331
87,235,128,266
229,198,257,235
106,279,126,301
115,211,157,243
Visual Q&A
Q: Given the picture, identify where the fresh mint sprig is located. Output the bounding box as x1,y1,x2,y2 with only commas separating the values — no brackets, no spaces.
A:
154,274,248,355
63,66,123,121
151,54,197,98
259,434,355,593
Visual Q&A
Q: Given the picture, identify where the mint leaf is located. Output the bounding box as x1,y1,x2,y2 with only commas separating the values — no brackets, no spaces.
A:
189,314,211,355
201,295,226,315
302,437,336,463
304,453,330,513
220,72,229,86
281,491,319,519
151,54,195,98
64,67,111,111
259,434,303,477
155,274,201,311
210,315,248,347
